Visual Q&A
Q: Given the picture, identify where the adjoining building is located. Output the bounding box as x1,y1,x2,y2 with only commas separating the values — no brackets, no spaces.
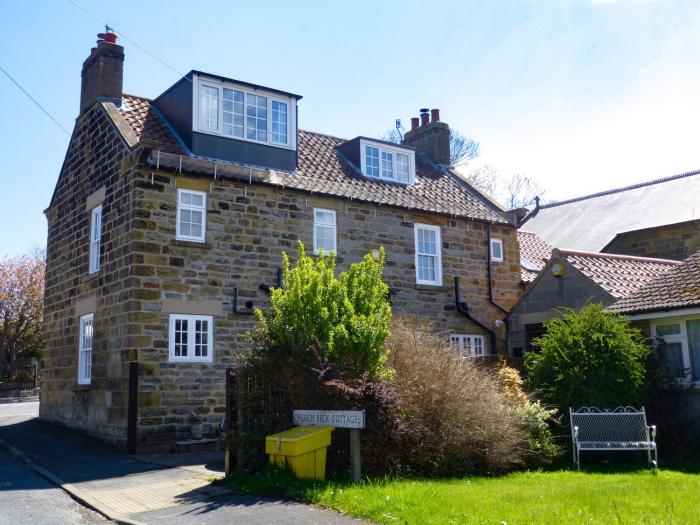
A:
507,248,679,356
520,170,700,259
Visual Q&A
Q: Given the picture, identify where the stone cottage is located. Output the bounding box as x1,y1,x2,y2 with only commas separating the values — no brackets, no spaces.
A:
41,32,521,449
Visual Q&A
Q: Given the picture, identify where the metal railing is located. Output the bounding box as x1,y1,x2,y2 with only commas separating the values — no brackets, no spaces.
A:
0,364,38,391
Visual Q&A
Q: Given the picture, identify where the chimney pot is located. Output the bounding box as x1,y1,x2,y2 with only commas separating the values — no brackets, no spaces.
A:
431,108,440,122
410,117,420,130
420,109,430,127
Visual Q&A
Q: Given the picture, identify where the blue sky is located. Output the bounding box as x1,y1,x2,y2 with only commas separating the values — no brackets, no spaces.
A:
2,0,700,257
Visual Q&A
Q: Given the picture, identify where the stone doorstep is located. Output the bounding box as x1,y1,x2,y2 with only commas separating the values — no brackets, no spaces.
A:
0,436,228,525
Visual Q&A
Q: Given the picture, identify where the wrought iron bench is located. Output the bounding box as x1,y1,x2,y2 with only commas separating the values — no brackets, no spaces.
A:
569,407,657,471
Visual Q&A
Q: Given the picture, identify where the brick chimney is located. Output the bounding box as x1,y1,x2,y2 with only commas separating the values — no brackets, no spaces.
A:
80,29,124,115
402,108,451,166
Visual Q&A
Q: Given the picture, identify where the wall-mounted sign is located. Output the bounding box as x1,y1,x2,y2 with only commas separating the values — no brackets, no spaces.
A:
293,410,365,429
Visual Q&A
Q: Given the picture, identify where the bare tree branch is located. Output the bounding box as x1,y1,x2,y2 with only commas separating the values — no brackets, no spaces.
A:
449,129,480,166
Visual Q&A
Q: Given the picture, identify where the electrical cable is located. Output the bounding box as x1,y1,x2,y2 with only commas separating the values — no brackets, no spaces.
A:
0,64,71,136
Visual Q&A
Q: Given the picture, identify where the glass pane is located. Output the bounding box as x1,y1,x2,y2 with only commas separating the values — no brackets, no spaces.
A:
315,210,335,225
271,100,288,144
189,194,203,207
686,320,700,382
417,228,436,255
315,225,335,252
396,153,409,183
199,86,218,131
365,147,379,177
660,341,685,380
418,255,436,282
381,152,393,179
174,318,188,357
491,241,502,259
657,324,681,337
246,94,267,141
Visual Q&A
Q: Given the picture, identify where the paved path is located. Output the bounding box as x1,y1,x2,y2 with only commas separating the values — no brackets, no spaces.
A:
0,446,106,524
0,402,364,525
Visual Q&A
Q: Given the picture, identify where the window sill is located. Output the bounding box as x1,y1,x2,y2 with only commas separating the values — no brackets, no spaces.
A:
72,384,91,392
660,381,700,392
168,359,214,364
83,272,100,283
172,239,213,249
415,283,450,292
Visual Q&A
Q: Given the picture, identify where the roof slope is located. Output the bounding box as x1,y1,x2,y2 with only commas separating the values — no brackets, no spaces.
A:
607,251,700,314
518,231,553,282
521,170,700,252
119,95,186,154
113,95,509,224
560,250,679,299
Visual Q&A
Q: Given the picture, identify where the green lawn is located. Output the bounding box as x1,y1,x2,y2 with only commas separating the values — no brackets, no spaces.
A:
227,467,700,524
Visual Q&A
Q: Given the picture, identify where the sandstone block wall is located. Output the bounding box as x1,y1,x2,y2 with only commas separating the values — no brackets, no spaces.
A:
42,104,137,446
603,220,700,261
128,168,521,437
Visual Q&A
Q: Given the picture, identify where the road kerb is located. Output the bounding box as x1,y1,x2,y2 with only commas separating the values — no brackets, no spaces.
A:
0,437,144,525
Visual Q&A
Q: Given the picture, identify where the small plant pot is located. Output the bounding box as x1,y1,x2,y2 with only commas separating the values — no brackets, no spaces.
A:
191,422,204,440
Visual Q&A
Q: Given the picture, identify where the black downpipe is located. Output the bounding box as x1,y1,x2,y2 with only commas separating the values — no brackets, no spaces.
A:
454,277,497,355
486,223,509,315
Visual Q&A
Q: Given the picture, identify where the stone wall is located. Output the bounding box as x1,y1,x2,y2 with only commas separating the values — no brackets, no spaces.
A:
128,168,522,437
41,103,138,447
507,257,614,355
603,220,700,261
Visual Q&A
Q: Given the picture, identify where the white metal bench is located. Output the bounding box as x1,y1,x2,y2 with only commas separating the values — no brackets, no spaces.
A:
569,407,657,471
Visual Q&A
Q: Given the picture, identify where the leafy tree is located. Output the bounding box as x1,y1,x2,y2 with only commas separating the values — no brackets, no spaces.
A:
0,252,45,370
524,303,650,414
253,243,392,380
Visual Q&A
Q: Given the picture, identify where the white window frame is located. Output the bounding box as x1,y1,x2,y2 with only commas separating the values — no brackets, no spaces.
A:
168,314,214,363
176,189,207,243
414,223,442,286
450,333,486,358
192,74,297,150
313,208,337,255
359,139,415,185
651,318,697,385
78,313,93,385
490,238,504,262
88,205,102,274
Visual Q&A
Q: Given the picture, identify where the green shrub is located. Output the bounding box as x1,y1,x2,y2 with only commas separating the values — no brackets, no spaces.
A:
524,303,650,414
496,359,560,465
252,242,392,380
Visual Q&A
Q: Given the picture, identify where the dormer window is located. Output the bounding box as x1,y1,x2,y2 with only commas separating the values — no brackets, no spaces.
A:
193,74,296,150
359,139,414,184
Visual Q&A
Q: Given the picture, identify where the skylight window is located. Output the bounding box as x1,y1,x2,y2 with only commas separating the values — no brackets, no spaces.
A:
359,139,415,184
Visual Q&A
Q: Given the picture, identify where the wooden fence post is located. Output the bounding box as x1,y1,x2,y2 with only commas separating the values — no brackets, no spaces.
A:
350,427,361,482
